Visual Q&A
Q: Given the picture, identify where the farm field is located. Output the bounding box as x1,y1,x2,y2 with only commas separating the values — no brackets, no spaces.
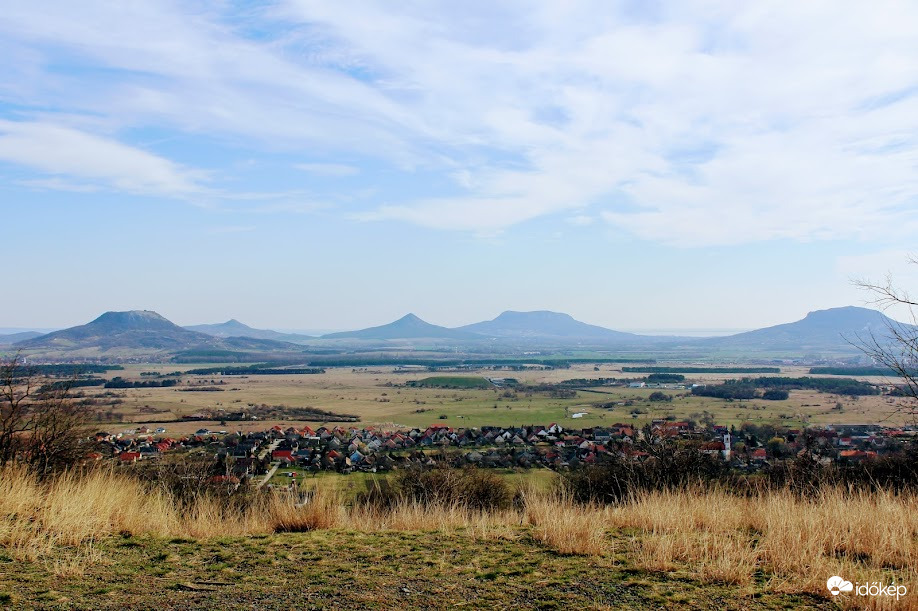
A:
78,363,915,433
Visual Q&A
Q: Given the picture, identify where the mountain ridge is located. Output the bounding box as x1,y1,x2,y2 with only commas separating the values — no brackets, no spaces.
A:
185,319,314,342
458,310,641,341
6,305,907,358
699,306,905,351
16,310,303,356
322,313,481,340
0,331,44,345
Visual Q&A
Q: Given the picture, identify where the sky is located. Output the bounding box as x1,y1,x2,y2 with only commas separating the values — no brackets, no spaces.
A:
2,1,918,332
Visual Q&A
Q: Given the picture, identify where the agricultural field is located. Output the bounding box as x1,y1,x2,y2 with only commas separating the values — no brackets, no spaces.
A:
73,363,915,434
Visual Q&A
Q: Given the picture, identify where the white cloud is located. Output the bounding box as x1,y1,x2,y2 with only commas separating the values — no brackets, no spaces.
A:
0,120,207,198
276,1,918,245
16,178,101,193
2,1,918,245
566,215,594,226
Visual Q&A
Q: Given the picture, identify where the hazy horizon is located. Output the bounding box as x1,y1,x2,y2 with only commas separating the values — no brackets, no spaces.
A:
0,304,896,338
3,2,918,330
0,324,752,338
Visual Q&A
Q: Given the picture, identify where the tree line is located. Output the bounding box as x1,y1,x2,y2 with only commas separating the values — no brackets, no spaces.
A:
692,376,878,400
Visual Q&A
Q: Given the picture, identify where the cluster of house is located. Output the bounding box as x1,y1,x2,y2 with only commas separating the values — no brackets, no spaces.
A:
90,426,224,464
91,419,918,475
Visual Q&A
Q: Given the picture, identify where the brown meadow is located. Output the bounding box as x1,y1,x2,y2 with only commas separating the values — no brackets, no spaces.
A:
2,467,916,608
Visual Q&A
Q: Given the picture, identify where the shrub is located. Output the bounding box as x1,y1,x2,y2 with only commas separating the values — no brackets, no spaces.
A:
762,389,789,400
560,444,731,504
645,373,685,383
358,467,513,511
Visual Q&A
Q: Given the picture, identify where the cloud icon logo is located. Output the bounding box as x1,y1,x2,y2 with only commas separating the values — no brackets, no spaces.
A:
827,576,854,595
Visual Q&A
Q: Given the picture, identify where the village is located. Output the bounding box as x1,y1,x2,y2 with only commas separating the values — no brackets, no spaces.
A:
94,417,918,486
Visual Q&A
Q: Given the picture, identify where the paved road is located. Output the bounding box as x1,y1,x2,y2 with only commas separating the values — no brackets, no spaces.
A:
257,462,279,489
255,439,281,489
257,439,280,460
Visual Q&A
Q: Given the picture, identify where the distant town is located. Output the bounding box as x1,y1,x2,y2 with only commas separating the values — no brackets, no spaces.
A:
100,419,918,487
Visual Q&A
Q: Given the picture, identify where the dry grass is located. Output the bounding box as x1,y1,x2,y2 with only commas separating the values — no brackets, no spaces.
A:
526,492,608,556
0,466,178,561
267,485,345,532
3,466,917,604
629,530,758,585
607,486,918,596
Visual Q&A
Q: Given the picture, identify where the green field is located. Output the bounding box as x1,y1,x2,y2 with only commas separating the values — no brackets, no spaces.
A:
74,363,914,432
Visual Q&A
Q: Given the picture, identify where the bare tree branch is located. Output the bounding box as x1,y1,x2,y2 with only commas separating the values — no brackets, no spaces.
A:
0,354,97,474
852,256,918,424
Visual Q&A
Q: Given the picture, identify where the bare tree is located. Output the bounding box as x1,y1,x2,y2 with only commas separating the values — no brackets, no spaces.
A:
854,256,918,420
0,354,96,474
0,354,33,467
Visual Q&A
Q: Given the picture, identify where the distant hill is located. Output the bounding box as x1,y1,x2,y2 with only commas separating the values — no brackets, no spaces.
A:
0,331,44,345
322,314,480,340
186,319,314,342
701,306,906,352
10,305,907,359
459,310,641,341
17,310,302,357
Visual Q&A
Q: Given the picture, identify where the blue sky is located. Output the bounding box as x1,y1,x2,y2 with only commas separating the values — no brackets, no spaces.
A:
2,1,918,331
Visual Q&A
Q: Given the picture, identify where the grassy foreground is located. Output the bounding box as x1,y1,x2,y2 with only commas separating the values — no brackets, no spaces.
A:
1,468,917,609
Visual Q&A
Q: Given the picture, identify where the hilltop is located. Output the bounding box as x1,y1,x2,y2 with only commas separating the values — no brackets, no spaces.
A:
700,306,905,352
459,310,642,341
322,313,480,340
4,305,910,361
185,319,314,343
16,310,303,359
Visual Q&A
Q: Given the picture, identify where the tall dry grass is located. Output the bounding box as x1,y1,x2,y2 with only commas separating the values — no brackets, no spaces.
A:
0,466,178,563
2,466,917,603
0,467,340,559
525,491,608,556
607,486,918,598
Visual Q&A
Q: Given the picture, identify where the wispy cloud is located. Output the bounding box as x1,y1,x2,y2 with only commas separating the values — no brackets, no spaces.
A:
1,2,917,245
15,177,102,193
0,120,208,199
566,215,594,227
279,1,918,245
